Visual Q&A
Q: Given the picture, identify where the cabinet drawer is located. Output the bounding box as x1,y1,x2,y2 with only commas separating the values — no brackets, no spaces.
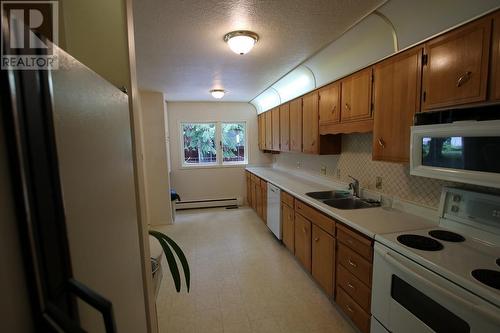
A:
337,224,373,260
337,243,372,287
295,200,335,236
336,288,371,333
281,191,295,207
337,264,371,312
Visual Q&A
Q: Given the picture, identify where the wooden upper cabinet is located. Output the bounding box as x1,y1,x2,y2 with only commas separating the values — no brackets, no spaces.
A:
289,98,303,152
319,82,340,125
340,68,373,122
302,91,319,154
373,47,423,163
257,114,265,150
422,16,491,110
264,110,273,150
279,103,290,152
271,107,280,151
491,12,500,101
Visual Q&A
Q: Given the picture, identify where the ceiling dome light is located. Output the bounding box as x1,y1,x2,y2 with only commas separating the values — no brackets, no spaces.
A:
223,31,259,55
210,89,225,99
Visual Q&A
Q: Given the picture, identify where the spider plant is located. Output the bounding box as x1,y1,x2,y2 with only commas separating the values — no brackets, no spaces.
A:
149,230,190,293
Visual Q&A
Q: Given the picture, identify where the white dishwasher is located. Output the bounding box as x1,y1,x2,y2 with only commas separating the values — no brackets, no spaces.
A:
266,183,281,239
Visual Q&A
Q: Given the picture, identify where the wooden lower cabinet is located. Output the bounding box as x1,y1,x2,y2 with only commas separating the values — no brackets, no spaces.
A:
255,178,262,219
246,171,252,206
312,225,335,297
294,213,312,272
281,202,294,252
336,288,371,333
261,180,267,223
336,225,374,333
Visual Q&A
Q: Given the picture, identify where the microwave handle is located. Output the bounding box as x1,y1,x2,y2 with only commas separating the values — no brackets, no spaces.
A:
378,247,500,325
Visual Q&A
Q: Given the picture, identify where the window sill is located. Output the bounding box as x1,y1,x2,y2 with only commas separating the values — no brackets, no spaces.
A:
180,163,248,170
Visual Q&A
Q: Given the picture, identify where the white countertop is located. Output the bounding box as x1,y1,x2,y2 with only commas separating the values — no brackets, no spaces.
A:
246,166,437,239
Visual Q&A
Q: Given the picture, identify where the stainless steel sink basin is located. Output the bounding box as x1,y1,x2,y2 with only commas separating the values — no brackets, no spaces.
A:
306,190,380,209
305,190,351,200
323,197,381,210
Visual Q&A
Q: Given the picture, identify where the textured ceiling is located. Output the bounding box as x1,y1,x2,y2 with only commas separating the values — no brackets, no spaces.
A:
133,0,385,102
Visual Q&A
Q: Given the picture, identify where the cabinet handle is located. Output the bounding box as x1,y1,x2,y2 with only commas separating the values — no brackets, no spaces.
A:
345,103,351,111
378,138,385,148
303,227,307,233
311,140,316,146
348,259,357,268
314,237,320,242
456,71,472,87
331,105,336,114
347,282,355,290
346,304,354,313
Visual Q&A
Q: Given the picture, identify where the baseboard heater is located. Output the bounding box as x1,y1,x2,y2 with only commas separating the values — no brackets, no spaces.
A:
175,197,239,210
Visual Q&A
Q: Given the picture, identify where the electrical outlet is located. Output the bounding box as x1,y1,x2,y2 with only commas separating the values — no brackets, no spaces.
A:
296,161,302,169
320,166,327,175
376,176,383,190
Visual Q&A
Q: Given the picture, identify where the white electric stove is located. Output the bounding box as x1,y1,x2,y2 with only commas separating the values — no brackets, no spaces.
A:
371,187,500,333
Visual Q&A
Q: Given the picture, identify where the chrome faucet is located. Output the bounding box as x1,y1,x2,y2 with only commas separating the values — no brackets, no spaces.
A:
348,175,360,198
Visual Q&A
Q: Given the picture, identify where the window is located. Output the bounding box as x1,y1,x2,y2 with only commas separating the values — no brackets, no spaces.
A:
181,122,247,167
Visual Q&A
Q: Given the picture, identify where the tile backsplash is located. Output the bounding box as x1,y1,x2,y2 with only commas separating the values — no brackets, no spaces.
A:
274,133,454,208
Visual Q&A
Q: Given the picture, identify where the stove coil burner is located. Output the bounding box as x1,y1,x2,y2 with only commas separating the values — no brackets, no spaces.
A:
471,269,500,290
428,230,465,242
397,234,444,251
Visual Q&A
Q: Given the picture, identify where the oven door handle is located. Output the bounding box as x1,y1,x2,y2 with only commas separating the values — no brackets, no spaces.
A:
381,248,500,325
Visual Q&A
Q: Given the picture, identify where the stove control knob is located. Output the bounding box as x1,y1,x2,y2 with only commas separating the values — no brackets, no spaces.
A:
453,195,461,202
451,205,459,213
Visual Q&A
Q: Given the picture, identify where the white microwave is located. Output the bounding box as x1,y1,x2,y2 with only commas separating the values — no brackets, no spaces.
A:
410,120,500,189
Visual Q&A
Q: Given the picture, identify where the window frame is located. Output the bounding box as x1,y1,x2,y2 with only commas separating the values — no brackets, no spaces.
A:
179,121,248,169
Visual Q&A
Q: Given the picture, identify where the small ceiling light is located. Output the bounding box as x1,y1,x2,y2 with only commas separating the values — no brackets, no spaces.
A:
210,89,225,99
223,30,259,55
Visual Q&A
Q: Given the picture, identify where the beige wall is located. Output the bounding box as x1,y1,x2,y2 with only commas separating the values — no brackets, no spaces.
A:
140,91,172,225
59,0,130,90
0,116,34,333
167,102,271,202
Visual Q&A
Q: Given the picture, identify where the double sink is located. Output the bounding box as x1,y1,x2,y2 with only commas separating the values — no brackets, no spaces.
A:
305,190,380,210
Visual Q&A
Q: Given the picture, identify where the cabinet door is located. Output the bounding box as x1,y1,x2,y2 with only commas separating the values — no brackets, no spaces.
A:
272,107,280,151
250,179,256,210
289,98,302,152
312,225,335,297
294,213,311,272
422,17,491,109
281,203,294,253
279,103,290,152
319,82,340,125
340,68,373,122
255,179,262,218
261,181,267,223
265,110,273,150
302,92,319,154
373,47,423,163
491,13,500,101
258,114,266,150
246,172,252,206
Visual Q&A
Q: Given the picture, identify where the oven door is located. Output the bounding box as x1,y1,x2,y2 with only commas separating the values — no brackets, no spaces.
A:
371,243,500,333
410,120,500,189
